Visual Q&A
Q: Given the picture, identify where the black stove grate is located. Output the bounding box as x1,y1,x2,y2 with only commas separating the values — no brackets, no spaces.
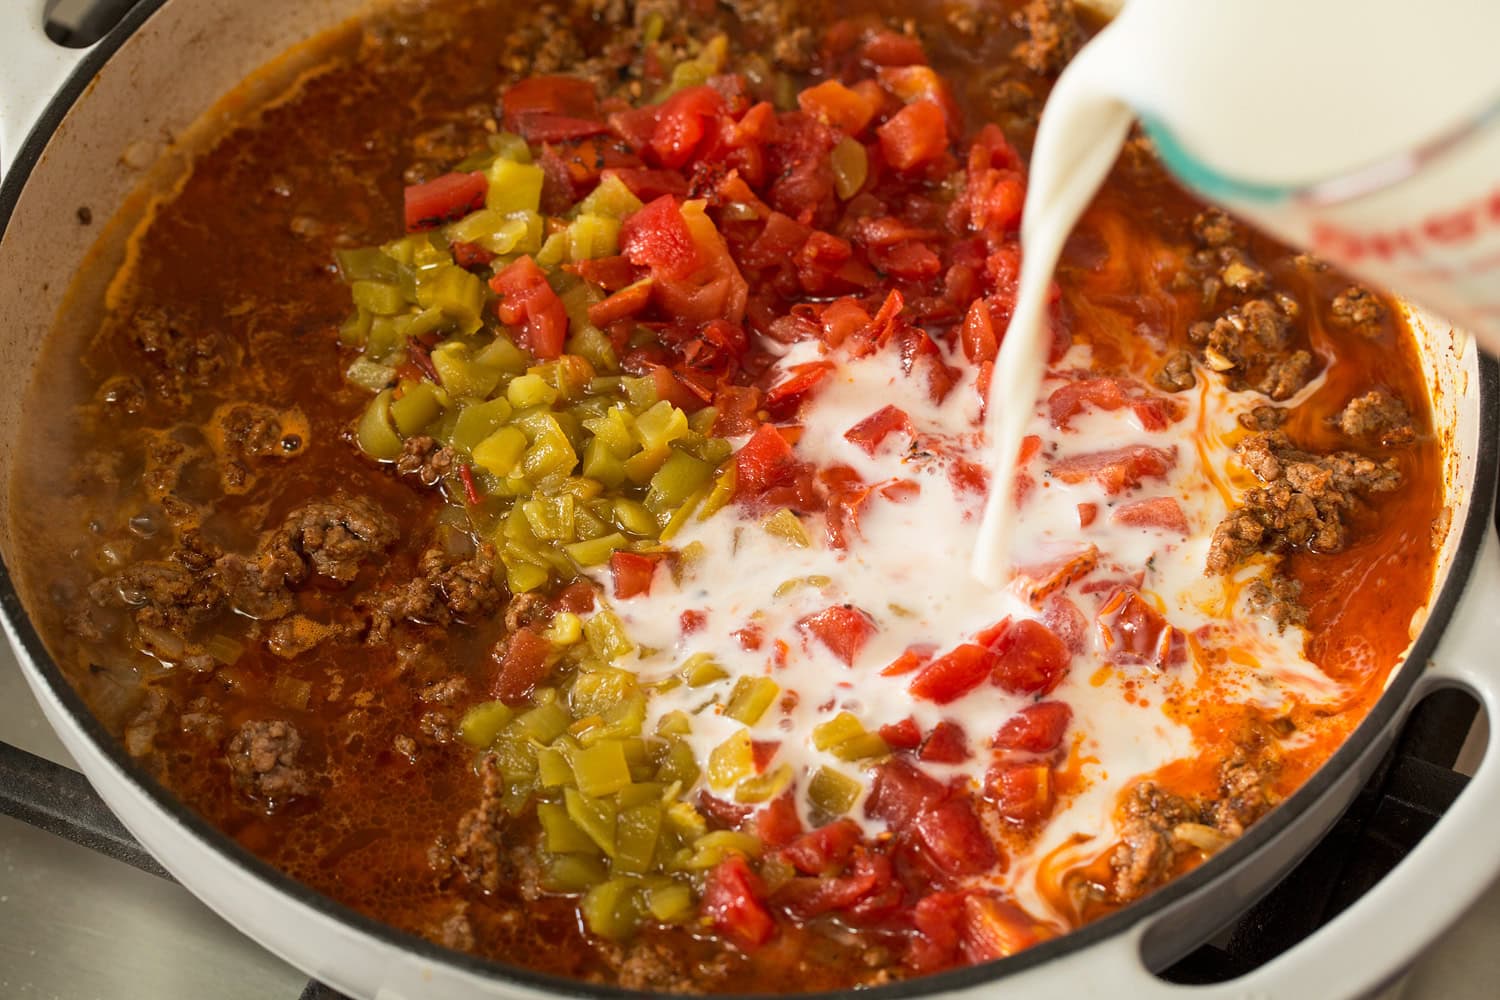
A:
0,688,1478,999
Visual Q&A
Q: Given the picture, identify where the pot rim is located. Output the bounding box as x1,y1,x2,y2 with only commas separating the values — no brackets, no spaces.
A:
1,3,1497,997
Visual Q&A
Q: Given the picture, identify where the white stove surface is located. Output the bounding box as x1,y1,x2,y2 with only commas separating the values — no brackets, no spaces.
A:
1,638,1496,1000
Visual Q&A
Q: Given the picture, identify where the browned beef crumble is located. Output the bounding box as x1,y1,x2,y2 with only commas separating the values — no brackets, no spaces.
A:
1010,0,1081,74
1207,431,1401,574
1110,752,1277,899
1152,349,1196,392
1335,388,1415,446
395,435,458,485
449,756,512,893
1244,574,1308,632
1330,285,1387,335
227,719,310,801
1237,404,1286,432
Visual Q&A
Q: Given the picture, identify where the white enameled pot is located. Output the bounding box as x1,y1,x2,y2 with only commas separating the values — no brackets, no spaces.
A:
1,2,1498,998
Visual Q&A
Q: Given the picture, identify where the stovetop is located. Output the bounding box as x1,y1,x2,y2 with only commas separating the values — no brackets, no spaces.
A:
3,637,1499,1000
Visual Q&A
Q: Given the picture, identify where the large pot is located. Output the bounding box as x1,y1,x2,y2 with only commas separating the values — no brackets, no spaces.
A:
1,1,1498,997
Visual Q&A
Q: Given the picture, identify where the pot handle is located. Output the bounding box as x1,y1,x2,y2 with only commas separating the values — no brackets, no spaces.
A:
1000,521,1500,1000
0,0,91,179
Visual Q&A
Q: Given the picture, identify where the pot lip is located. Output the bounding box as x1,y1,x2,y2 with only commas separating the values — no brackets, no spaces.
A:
1,5,1498,998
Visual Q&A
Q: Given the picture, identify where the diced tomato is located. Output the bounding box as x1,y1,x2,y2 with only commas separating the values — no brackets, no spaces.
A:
451,240,496,270
602,166,689,201
1048,376,1182,431
552,580,596,615
764,361,834,419
877,100,949,171
1010,545,1100,607
702,855,776,950
866,757,947,828
878,716,923,750
502,74,598,127
733,621,764,651
961,298,998,364
880,645,934,679
798,80,880,134
711,385,764,436
1077,502,1098,528
586,279,653,326
649,365,709,413
993,701,1072,753
754,792,805,848
881,478,920,503
844,405,913,456
920,721,971,763
912,798,998,877
868,240,943,279
1040,595,1088,653
609,550,659,599
1112,496,1190,535
1050,444,1177,494
782,819,862,875
735,424,804,498
750,740,780,772
774,851,891,920
698,792,754,829
492,627,552,705
621,195,702,279
909,644,992,704
403,171,487,232
650,85,727,168
680,609,707,634
906,891,966,973
567,254,641,291
1097,585,1177,669
861,30,929,67
961,895,1045,963
984,762,1055,825
514,114,608,143
818,297,872,349
987,619,1071,695
742,212,813,270
489,255,568,359
796,605,876,666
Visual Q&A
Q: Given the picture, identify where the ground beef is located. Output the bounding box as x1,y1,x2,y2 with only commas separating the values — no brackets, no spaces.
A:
1207,431,1401,573
436,906,475,952
1011,0,1081,75
1210,752,1278,838
601,940,737,992
89,560,222,633
504,591,553,632
1336,388,1415,446
1330,285,1387,335
1191,208,1236,248
363,549,504,640
1237,404,1286,432
1152,349,1196,392
448,756,511,893
217,403,304,459
721,0,817,71
1109,782,1196,900
267,497,400,584
1244,574,1308,632
1254,349,1316,401
226,719,309,801
122,687,172,758
395,435,457,486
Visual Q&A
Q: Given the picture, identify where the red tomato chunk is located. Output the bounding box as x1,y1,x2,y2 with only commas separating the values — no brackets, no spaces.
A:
796,604,877,666
993,701,1072,753
1050,445,1178,494
987,619,1072,695
702,855,776,950
403,171,487,232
